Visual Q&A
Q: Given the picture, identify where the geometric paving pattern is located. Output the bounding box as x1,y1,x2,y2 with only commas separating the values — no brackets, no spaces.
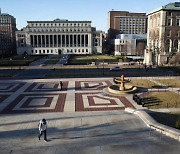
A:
1,93,66,113
75,92,135,111
0,94,10,104
75,80,112,91
0,83,25,92
0,79,136,113
25,81,68,92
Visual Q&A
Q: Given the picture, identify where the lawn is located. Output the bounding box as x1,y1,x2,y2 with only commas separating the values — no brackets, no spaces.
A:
0,55,44,66
128,79,157,88
68,55,118,65
140,91,180,109
44,57,60,65
155,79,180,87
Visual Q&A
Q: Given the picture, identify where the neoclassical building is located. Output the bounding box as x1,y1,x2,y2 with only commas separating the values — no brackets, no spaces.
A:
16,19,105,55
146,2,180,65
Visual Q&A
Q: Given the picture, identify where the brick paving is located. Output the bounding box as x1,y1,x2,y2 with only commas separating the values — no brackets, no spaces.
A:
0,78,136,114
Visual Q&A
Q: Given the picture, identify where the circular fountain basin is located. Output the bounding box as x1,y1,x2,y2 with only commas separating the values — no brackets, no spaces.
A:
107,84,137,95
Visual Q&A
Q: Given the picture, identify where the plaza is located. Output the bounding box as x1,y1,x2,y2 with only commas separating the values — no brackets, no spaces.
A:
0,77,180,154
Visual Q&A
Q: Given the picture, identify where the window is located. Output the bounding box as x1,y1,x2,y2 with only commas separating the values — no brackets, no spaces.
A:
167,30,171,37
177,18,180,26
176,31,179,37
167,12,172,16
167,18,172,26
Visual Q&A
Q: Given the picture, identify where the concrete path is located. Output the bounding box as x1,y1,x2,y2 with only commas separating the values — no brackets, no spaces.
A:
0,77,180,154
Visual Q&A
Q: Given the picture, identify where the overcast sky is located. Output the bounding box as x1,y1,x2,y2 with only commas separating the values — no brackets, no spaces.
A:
0,0,177,32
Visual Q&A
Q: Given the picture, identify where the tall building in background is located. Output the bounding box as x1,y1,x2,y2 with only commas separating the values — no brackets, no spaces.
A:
146,2,180,65
16,19,104,55
108,11,147,55
0,10,16,57
108,11,147,40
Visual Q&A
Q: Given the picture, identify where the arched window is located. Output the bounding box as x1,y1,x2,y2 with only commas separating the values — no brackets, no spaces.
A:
165,39,170,53
173,39,178,52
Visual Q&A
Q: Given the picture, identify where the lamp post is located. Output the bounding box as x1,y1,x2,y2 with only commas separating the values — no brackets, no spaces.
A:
103,61,104,76
10,58,12,70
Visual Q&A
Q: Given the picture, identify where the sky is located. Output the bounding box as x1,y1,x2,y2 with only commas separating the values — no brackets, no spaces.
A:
0,0,177,32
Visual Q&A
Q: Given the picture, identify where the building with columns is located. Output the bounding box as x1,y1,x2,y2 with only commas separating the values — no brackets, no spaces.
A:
0,10,16,57
16,19,104,55
146,2,180,65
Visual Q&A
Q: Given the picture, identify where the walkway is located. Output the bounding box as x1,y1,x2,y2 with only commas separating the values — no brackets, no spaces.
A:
0,77,179,154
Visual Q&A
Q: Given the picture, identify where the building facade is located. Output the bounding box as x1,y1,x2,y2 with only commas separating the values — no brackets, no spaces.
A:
0,10,16,57
108,11,147,40
114,34,146,56
146,2,180,65
107,11,147,54
16,19,104,55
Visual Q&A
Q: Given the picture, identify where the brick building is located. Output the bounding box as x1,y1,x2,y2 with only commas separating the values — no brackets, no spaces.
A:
0,10,16,57
107,11,147,54
146,2,180,65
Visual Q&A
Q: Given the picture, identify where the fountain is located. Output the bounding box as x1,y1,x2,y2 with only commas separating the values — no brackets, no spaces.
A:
105,75,137,95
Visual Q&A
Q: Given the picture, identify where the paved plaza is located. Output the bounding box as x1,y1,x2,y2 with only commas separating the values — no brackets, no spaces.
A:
0,77,180,154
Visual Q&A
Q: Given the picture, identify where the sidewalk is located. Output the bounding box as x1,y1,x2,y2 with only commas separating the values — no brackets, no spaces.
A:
0,77,180,153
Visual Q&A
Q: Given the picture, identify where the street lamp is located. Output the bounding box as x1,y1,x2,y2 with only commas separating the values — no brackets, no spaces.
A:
103,61,104,76
10,58,12,70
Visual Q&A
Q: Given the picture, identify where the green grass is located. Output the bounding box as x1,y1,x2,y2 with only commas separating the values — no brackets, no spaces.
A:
155,79,180,87
141,91,180,109
44,57,59,65
128,79,157,88
0,55,45,66
68,55,118,65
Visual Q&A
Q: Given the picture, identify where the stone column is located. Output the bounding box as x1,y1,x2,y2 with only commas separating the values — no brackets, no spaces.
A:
84,34,86,47
32,35,35,47
45,35,46,47
77,35,78,47
36,35,39,47
41,35,43,47
49,35,51,47
88,34,91,47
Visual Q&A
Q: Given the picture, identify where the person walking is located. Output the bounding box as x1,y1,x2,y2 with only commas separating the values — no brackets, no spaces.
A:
38,118,48,142
60,81,63,90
